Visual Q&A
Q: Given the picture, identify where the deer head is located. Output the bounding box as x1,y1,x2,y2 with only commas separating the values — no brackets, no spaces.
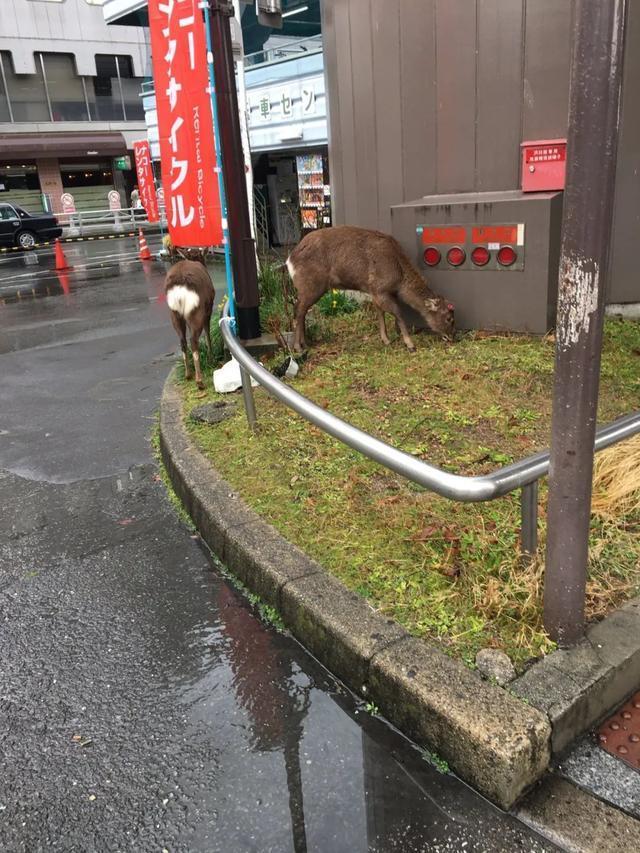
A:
424,296,455,341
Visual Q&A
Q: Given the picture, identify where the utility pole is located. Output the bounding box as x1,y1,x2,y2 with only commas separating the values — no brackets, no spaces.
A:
544,0,628,645
207,0,261,341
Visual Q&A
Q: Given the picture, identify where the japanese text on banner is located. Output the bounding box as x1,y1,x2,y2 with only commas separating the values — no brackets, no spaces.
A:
149,0,222,246
133,140,160,223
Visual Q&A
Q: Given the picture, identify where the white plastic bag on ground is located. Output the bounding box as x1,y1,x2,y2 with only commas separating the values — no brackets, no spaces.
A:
213,357,258,394
284,357,299,378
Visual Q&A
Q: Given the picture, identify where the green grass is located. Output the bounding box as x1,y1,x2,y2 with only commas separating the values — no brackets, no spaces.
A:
176,307,640,668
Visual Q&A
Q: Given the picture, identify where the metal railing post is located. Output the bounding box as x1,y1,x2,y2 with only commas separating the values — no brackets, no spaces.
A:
520,481,539,557
240,366,257,430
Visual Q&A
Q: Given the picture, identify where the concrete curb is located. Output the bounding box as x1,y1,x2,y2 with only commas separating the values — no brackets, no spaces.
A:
517,776,640,851
512,597,640,753
159,372,551,809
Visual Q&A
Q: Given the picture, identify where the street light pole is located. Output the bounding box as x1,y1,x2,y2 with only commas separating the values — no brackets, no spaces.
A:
544,0,628,645
207,0,261,341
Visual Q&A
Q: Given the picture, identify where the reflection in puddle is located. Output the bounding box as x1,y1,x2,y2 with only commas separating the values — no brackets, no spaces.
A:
0,262,167,306
171,577,554,853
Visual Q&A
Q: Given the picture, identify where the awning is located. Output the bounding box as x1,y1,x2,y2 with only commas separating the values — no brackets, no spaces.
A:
0,132,128,161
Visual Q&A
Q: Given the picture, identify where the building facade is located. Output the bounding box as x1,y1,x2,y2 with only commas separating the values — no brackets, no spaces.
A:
0,0,150,212
106,0,328,246
321,0,640,306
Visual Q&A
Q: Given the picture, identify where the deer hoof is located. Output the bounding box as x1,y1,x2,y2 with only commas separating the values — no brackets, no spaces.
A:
196,380,205,391
407,345,417,354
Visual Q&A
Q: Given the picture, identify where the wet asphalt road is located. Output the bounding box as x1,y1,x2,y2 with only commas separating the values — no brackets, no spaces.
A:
0,241,558,851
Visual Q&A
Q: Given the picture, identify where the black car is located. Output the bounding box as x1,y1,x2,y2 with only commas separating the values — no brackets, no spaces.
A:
0,202,63,250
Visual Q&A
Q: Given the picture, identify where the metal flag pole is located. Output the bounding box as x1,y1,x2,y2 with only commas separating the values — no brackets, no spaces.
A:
202,0,236,328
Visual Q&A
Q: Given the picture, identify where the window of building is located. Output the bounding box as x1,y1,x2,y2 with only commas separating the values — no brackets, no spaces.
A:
61,161,113,188
0,165,40,193
89,55,144,122
41,54,89,122
89,55,124,121
115,56,145,121
0,52,50,122
0,61,11,123
0,51,145,124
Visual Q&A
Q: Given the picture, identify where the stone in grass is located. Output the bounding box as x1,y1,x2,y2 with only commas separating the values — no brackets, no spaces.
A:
475,648,516,686
190,401,236,426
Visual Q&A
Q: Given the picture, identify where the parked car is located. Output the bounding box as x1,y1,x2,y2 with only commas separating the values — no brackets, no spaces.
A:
0,203,63,250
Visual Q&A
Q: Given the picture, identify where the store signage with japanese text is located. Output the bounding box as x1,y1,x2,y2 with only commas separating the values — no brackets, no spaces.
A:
250,81,319,125
133,140,160,223
149,0,222,246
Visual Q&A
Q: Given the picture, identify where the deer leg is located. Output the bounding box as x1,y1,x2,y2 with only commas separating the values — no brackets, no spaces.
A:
375,294,416,353
293,293,318,352
191,328,204,389
375,306,391,346
171,311,192,379
204,305,214,355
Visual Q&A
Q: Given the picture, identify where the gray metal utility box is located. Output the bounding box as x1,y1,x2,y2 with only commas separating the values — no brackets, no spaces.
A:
391,190,564,334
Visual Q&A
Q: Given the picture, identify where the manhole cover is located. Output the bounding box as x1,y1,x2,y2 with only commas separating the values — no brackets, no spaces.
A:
597,690,640,772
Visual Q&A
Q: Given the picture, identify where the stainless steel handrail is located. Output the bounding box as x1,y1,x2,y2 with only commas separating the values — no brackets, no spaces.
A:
220,307,640,553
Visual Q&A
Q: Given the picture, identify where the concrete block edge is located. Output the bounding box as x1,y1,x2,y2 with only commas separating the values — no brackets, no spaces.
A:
159,370,551,809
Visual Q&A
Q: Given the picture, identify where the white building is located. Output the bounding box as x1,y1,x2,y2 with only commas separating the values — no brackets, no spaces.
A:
0,0,150,212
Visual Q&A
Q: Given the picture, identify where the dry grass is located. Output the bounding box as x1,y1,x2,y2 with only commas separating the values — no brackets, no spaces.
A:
592,434,640,519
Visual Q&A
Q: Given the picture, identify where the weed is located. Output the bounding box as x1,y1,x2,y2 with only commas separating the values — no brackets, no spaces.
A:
365,701,380,715
419,748,450,774
317,290,360,317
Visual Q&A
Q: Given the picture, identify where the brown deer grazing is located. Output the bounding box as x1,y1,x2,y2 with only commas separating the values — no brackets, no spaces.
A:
165,248,214,389
286,225,455,352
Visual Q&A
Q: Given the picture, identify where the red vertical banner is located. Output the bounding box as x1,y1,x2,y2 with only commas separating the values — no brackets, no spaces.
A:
133,140,160,223
148,0,222,247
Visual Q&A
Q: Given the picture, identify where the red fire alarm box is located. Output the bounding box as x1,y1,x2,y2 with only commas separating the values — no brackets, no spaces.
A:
521,139,567,192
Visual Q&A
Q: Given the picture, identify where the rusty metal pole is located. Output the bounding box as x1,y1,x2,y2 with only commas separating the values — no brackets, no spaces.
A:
208,0,261,341
544,0,628,645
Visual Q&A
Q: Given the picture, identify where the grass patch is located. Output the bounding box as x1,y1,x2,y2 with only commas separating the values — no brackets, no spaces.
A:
176,308,640,668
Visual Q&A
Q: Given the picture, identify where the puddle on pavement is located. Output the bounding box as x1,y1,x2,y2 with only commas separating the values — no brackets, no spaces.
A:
0,262,167,306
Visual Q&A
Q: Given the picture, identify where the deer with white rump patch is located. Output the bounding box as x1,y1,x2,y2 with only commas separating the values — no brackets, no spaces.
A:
165,248,214,389
286,225,455,352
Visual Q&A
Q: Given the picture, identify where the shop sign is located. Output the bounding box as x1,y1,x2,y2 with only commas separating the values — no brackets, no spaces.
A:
251,80,320,125
61,192,76,214
133,140,160,223
108,190,122,211
149,0,222,247
114,155,132,171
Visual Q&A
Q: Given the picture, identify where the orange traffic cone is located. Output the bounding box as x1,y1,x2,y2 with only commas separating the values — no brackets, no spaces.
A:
138,228,152,261
54,238,72,271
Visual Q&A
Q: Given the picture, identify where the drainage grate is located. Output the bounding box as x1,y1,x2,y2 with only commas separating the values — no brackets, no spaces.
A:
597,691,640,772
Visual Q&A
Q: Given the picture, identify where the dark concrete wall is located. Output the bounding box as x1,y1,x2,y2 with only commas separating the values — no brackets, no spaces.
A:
321,0,640,302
